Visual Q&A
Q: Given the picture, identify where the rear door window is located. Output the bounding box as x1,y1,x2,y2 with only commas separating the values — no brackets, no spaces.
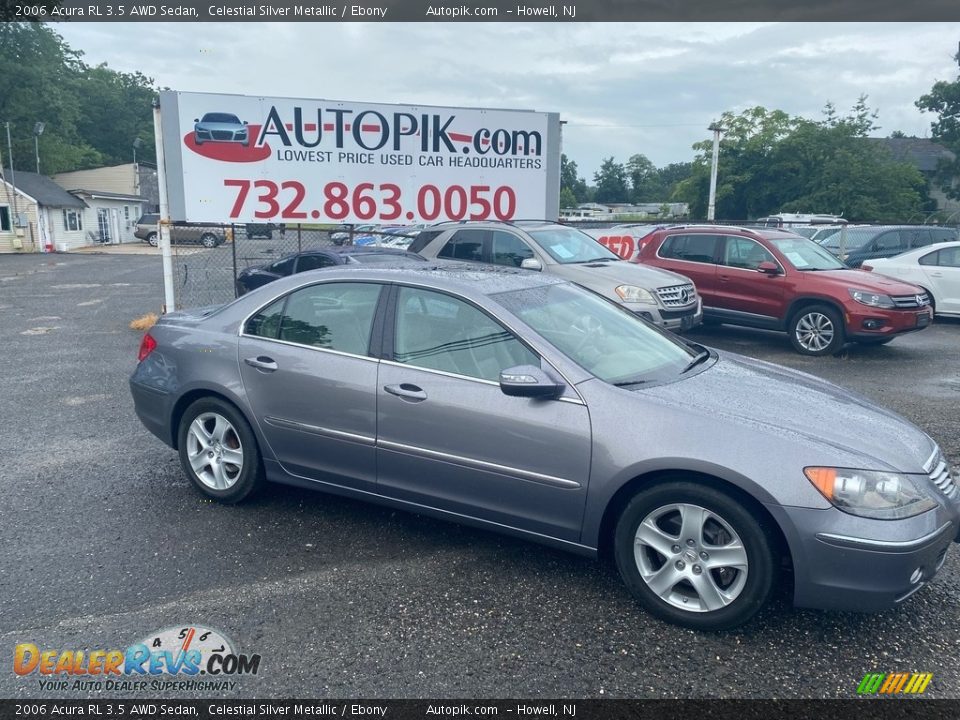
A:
268,256,297,276
905,228,933,249
658,234,720,263
437,230,486,262
873,231,903,253
296,254,337,273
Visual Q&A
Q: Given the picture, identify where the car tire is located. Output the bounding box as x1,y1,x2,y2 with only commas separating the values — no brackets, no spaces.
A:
200,233,219,248
788,304,845,356
146,232,159,247
614,481,778,631
177,397,264,504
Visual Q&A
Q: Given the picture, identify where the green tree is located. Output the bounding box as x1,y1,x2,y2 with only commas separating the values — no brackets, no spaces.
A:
0,22,157,174
674,100,924,221
626,153,657,202
593,157,628,203
559,186,577,209
560,153,588,203
917,56,960,201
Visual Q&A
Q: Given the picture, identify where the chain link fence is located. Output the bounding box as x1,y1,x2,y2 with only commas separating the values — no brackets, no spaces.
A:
170,223,421,309
167,218,959,309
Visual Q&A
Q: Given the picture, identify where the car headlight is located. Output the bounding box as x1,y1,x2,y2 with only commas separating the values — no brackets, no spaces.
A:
848,288,895,309
615,285,656,304
804,467,938,519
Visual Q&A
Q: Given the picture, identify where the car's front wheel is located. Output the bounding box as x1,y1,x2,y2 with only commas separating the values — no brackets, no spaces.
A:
788,304,845,356
614,481,778,631
177,397,264,503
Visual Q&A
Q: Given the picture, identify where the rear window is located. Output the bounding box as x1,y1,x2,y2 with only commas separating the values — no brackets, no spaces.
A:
407,231,443,254
139,214,159,225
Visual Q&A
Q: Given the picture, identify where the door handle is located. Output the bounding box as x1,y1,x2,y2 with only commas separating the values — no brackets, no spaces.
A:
383,383,427,402
244,356,278,372
929,272,943,277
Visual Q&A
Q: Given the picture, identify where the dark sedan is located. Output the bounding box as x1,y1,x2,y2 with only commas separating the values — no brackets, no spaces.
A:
235,247,426,295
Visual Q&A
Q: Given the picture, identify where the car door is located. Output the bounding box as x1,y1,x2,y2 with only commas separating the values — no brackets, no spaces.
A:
921,246,960,313
861,230,904,266
375,285,592,542
714,235,784,327
652,233,720,307
238,281,385,491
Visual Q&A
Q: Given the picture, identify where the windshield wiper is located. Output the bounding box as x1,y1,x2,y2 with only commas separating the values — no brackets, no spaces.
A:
681,349,710,374
613,379,648,387
574,257,617,263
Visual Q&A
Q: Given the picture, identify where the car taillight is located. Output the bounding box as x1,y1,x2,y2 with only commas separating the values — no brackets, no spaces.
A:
137,333,157,362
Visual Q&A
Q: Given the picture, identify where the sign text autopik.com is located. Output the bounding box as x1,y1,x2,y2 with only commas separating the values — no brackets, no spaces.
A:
256,105,543,156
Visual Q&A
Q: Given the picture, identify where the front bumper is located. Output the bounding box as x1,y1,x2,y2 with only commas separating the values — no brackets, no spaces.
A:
845,303,932,340
633,299,703,332
767,500,959,612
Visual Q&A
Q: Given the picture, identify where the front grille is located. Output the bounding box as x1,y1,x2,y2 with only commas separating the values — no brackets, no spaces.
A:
925,452,958,501
891,292,930,308
657,283,696,307
212,131,233,140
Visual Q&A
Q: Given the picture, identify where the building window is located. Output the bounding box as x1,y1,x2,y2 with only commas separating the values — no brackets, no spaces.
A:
124,206,130,220
62,209,83,232
0,206,10,232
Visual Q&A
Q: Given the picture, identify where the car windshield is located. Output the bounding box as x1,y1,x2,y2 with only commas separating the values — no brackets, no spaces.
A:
527,227,620,264
493,283,697,385
768,237,846,270
201,113,241,124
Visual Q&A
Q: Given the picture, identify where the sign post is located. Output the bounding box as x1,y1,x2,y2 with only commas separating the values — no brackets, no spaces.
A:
152,98,176,313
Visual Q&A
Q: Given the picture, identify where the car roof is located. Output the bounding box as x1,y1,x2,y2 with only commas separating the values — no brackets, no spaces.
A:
253,262,565,299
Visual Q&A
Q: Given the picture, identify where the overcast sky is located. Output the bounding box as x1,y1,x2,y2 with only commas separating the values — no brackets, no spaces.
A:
56,22,960,178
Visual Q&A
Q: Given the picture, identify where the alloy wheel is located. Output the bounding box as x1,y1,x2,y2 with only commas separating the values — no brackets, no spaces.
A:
633,503,749,613
795,311,834,353
185,412,244,490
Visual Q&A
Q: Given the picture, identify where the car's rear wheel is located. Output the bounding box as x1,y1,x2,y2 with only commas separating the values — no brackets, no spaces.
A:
788,304,844,356
146,232,158,247
200,233,219,248
614,482,778,631
177,397,264,503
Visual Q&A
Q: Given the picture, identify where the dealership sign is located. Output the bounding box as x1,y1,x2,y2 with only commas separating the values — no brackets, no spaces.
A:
158,91,561,224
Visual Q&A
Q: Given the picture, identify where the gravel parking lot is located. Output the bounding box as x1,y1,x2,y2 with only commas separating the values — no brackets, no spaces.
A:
1,253,958,699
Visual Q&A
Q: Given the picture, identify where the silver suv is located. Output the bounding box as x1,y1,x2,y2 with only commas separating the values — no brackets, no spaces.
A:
410,221,702,332
134,214,228,249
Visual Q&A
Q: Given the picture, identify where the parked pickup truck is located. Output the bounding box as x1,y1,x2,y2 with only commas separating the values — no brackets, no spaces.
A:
135,214,229,248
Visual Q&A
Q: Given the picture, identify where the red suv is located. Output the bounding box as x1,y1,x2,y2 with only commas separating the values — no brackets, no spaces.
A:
635,226,932,355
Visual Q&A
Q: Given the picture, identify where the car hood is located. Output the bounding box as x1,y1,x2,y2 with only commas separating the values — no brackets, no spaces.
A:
641,352,934,473
549,260,692,291
802,268,925,295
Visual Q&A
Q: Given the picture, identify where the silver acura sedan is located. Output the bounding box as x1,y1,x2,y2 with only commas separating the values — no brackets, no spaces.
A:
130,265,959,630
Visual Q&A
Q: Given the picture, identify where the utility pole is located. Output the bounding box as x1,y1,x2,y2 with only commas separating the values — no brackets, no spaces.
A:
707,123,723,222
33,122,44,174
4,122,19,218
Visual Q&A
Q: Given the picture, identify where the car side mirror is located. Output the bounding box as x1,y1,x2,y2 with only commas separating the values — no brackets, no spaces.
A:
193,118,199,123
520,258,542,271
499,365,564,399
244,120,249,125
757,261,781,275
